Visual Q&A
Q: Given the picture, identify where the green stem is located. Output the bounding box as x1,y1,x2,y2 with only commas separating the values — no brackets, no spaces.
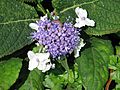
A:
58,58,70,82
37,4,46,15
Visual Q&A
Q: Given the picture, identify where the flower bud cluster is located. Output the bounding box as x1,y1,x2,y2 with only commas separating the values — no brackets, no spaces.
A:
31,18,80,58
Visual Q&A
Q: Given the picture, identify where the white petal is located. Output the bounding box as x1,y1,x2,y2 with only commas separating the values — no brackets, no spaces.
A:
42,64,52,72
37,59,52,72
41,14,47,21
75,18,80,23
74,50,80,58
27,51,36,60
52,16,59,20
37,62,44,71
28,51,52,72
29,23,39,30
85,18,95,26
75,7,87,18
27,51,39,70
35,43,40,46
52,64,55,69
36,53,50,60
74,22,86,28
74,18,86,28
74,38,86,58
78,38,86,50
28,59,38,70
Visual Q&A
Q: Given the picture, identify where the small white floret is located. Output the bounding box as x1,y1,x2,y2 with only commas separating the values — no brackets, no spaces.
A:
27,51,39,70
27,51,55,72
40,14,47,21
29,14,48,30
74,38,86,58
29,23,39,30
74,7,95,28
52,16,59,20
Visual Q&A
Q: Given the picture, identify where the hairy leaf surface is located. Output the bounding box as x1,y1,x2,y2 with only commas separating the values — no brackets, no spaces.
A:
0,0,38,58
52,0,120,35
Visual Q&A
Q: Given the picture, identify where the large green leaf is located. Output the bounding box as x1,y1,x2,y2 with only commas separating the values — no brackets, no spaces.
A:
0,0,38,58
76,38,113,90
19,69,44,90
17,0,43,3
17,0,36,3
0,58,22,90
52,0,120,36
90,37,114,54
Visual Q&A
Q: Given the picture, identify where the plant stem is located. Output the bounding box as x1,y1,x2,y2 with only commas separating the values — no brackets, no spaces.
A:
37,4,46,15
105,78,112,90
58,58,70,82
105,69,113,90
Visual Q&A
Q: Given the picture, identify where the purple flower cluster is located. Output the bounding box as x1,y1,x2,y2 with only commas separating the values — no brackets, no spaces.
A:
31,18,80,58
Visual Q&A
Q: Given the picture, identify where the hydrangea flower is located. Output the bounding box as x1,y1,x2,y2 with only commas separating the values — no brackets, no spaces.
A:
30,16,81,58
27,51,55,72
74,7,95,28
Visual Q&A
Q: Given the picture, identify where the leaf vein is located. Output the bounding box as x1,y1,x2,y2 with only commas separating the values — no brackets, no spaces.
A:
60,0,99,14
0,19,38,25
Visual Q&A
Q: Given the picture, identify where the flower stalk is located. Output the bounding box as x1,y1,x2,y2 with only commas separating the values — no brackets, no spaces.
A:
58,58,71,82
37,4,46,15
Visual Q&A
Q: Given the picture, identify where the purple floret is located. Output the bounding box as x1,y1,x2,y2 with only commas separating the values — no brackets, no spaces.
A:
31,18,80,58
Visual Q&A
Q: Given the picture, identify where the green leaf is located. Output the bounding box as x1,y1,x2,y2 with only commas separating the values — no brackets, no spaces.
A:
0,0,38,58
16,0,37,3
58,58,73,83
19,69,44,90
16,0,43,4
109,55,118,70
58,58,69,73
115,84,120,90
43,74,64,90
76,37,113,90
116,32,120,37
90,37,114,55
109,55,120,85
37,0,43,4
0,58,22,90
52,0,120,36
116,46,120,56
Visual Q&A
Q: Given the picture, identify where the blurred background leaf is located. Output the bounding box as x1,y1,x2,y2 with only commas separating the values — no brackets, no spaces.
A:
0,58,22,90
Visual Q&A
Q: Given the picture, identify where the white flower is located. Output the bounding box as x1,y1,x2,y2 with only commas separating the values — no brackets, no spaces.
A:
29,23,39,30
27,51,55,72
74,38,86,58
52,16,59,20
35,43,40,46
29,14,48,30
74,7,95,28
40,14,47,21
